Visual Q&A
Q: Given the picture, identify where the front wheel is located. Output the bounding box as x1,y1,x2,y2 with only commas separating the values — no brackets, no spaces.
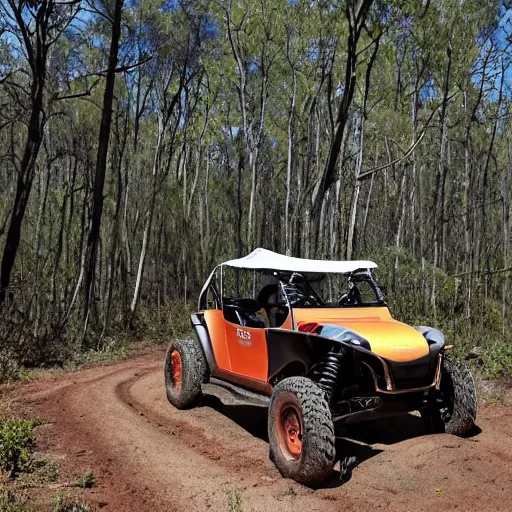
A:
422,359,477,436
268,377,336,486
164,339,209,409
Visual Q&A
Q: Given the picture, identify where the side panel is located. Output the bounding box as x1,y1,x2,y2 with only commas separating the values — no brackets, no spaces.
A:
265,329,335,381
203,310,231,371
224,321,268,382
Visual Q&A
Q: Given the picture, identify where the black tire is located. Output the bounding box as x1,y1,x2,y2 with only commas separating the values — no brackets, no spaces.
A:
422,359,477,436
164,338,209,409
268,377,336,486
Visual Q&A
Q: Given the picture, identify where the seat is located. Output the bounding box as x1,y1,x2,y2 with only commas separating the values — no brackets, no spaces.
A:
257,285,289,327
223,298,269,328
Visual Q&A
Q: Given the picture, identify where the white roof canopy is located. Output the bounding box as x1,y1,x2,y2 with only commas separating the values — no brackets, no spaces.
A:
222,248,377,273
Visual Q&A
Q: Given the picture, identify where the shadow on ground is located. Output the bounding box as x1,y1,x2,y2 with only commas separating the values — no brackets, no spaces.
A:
202,390,482,489
341,414,426,445
202,394,269,441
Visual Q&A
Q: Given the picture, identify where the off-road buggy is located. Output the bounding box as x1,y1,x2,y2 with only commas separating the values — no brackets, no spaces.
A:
164,248,477,485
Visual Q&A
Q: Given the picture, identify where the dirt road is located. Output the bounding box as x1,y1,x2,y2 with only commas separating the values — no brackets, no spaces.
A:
11,349,512,511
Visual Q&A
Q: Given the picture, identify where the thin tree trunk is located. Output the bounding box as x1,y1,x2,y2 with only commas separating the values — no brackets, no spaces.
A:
346,112,365,260
285,67,297,255
0,42,47,304
83,0,124,321
431,32,454,317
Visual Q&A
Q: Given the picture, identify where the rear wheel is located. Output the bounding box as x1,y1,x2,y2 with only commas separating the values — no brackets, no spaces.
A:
164,339,209,409
268,377,335,485
422,359,477,436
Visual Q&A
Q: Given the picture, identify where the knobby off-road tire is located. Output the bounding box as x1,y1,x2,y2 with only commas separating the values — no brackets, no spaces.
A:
268,377,336,486
164,339,209,409
422,359,477,436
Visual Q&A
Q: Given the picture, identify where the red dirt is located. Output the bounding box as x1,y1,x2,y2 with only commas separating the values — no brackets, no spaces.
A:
10,349,512,511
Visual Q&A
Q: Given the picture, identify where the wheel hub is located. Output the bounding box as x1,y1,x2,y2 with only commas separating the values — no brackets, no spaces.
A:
170,350,182,391
279,406,303,459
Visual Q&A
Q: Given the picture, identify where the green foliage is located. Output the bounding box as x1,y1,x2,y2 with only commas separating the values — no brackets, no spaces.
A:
227,491,243,512
133,302,194,342
0,420,36,478
0,489,29,512
372,247,512,378
481,342,512,379
51,495,92,512
74,471,95,489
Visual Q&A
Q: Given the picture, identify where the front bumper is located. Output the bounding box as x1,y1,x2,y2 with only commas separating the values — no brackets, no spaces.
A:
362,352,443,394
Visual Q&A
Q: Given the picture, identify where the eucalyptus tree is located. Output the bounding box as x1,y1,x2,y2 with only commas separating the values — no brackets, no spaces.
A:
82,0,125,326
0,0,82,306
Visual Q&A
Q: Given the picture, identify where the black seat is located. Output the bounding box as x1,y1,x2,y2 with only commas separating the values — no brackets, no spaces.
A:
223,298,267,328
257,285,289,327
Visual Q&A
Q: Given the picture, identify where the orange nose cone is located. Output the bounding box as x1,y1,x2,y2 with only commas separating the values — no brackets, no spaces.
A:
293,307,429,362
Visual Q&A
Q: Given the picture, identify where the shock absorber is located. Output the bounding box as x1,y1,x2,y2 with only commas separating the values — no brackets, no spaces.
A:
315,347,345,399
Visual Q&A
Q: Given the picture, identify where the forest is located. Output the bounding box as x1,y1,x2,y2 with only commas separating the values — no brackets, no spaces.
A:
0,0,511,377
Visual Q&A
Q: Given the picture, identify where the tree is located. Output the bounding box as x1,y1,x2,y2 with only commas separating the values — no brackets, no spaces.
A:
83,0,125,323
0,0,80,305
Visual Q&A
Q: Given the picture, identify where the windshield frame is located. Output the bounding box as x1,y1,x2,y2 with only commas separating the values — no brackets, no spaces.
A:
277,269,387,309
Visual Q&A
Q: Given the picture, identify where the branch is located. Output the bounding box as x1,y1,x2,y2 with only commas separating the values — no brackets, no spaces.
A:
356,100,448,181
53,90,91,101
0,71,15,85
83,3,114,24
114,55,153,73
452,267,512,278
357,132,425,181
51,77,101,102
93,54,153,77
419,0,431,19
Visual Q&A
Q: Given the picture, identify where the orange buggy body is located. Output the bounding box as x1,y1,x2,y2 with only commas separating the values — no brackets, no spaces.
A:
191,248,443,405
165,249,477,485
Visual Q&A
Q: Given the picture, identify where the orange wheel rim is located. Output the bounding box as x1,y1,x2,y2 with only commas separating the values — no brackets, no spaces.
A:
277,405,303,460
170,350,182,391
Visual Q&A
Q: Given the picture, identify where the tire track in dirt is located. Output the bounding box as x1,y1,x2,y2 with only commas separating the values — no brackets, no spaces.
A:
115,368,273,473
9,350,512,512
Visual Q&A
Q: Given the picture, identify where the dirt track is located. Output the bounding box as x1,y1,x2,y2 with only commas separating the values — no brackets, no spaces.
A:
11,349,512,511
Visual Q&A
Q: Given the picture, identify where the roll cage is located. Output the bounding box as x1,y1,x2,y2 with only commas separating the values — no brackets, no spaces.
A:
198,265,386,314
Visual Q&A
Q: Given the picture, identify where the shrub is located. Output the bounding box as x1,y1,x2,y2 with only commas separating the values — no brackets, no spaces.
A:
132,301,194,342
0,419,36,477
0,489,28,511
75,470,95,489
481,341,512,379
227,491,243,512
52,495,92,512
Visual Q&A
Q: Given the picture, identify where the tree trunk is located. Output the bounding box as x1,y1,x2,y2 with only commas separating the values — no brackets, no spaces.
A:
0,62,46,304
83,0,124,321
285,68,297,255
431,32,453,317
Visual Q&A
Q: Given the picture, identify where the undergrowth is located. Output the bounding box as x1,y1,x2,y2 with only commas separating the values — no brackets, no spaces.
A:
0,488,30,512
52,495,92,512
74,471,95,489
372,247,512,379
0,419,37,478
1,249,510,383
227,491,243,512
